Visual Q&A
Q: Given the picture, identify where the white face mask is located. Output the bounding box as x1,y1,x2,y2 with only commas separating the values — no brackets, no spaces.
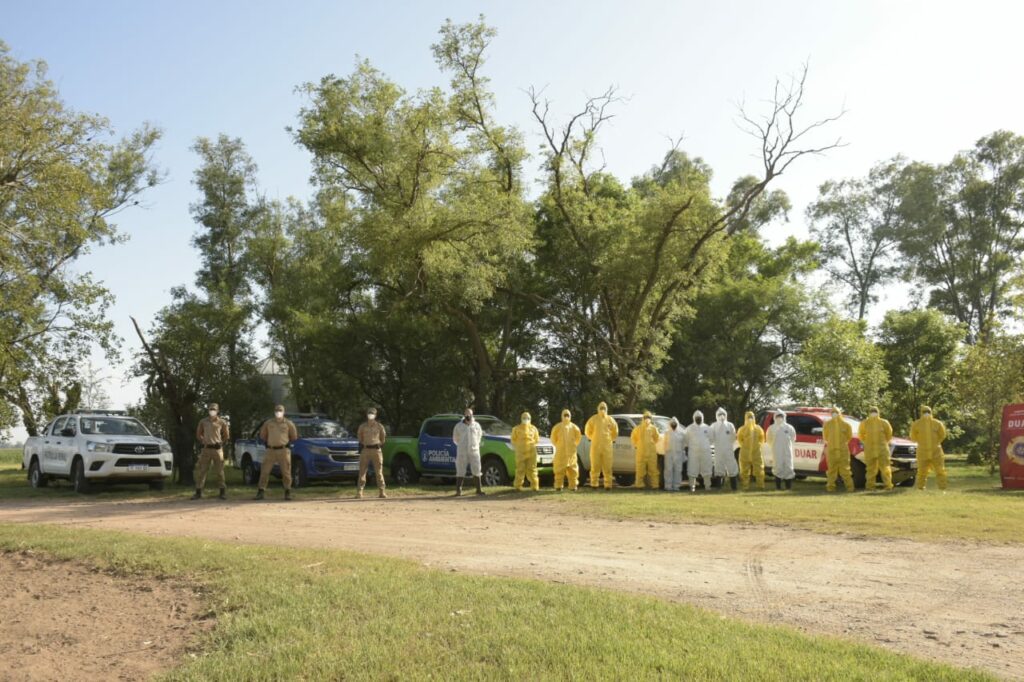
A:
275,411,284,419
717,414,725,422
367,414,376,421
208,410,217,418
870,412,879,417
775,418,784,425
522,417,531,424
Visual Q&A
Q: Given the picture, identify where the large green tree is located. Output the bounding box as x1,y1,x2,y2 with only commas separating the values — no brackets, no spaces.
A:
791,315,888,415
0,42,160,435
530,66,841,410
896,131,1024,343
807,160,903,320
877,309,963,433
652,234,822,419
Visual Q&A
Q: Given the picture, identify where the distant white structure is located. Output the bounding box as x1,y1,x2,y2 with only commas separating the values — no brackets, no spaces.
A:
256,357,298,412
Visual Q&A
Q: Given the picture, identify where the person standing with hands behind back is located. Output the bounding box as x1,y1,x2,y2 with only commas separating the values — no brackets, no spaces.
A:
193,402,229,500
452,409,485,496
256,405,298,501
356,407,387,499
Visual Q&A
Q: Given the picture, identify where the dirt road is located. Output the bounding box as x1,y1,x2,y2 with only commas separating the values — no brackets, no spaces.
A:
1,495,1021,679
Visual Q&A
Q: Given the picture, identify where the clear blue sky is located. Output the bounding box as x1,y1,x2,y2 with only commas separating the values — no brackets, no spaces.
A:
4,0,1023,426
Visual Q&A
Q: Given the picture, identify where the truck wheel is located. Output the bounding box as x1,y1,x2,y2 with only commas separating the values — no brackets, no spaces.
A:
148,479,166,491
390,455,419,486
851,458,867,490
291,459,308,488
241,456,258,486
71,458,91,494
481,457,508,487
28,458,48,488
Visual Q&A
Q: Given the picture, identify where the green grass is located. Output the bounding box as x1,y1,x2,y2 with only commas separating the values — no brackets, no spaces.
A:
0,523,993,681
528,459,1024,544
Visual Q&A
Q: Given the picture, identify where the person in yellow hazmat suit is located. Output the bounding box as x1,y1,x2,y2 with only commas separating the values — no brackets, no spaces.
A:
630,410,661,489
585,402,619,489
736,411,766,491
858,406,894,490
511,411,541,491
910,405,948,490
550,409,583,491
822,406,855,492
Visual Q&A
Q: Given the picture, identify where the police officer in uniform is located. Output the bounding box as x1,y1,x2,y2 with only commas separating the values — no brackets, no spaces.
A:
356,407,388,499
193,402,230,500
256,404,298,501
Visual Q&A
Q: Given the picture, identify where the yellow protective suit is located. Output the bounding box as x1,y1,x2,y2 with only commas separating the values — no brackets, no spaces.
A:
511,412,540,491
736,411,766,490
910,405,947,490
822,408,855,492
858,408,894,490
630,411,660,489
584,402,619,489
550,409,582,491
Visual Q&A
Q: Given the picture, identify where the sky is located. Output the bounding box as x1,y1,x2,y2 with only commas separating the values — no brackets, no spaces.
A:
3,0,1023,439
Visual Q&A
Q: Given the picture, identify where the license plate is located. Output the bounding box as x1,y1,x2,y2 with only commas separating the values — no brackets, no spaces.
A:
538,458,552,465
910,461,918,469
343,463,358,471
128,464,148,472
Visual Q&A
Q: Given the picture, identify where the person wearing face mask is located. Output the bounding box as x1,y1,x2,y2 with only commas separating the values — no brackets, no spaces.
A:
822,406,855,492
584,402,618,490
511,411,541,491
858,406,894,490
910,405,948,490
685,410,713,493
630,410,661,489
256,404,298,500
736,411,766,491
660,417,687,491
356,407,388,499
710,407,739,491
766,409,796,490
193,402,230,500
452,409,485,496
550,409,583,491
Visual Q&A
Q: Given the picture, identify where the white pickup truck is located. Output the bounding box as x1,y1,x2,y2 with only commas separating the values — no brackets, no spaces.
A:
22,410,174,493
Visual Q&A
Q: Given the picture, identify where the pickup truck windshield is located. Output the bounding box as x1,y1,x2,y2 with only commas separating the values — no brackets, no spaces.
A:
80,417,151,436
475,417,513,436
296,420,349,438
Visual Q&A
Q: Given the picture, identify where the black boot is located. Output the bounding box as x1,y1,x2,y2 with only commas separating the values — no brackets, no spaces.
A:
455,477,464,496
254,489,265,500
475,476,485,495
218,487,226,500
284,489,292,501
190,488,202,500
775,477,782,490
730,476,738,491
785,479,792,490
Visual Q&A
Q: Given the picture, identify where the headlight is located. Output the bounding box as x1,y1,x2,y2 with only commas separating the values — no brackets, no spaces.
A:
86,441,112,453
159,442,172,453
308,445,330,456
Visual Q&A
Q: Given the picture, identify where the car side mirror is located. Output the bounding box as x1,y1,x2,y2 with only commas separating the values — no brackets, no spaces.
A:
811,427,823,436
61,428,75,437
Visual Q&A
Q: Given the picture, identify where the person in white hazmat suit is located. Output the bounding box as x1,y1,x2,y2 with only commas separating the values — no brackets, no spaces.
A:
766,409,796,490
710,407,739,491
452,409,485,496
685,410,713,492
659,417,687,491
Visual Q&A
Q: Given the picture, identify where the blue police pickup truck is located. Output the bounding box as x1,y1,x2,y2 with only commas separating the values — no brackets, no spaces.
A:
233,413,362,487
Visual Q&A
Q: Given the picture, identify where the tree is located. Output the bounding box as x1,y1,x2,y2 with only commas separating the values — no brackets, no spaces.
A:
807,160,903,319
0,42,160,433
950,331,1024,468
896,131,1024,343
530,64,842,410
877,309,963,433
294,18,535,414
653,234,822,418
791,316,888,415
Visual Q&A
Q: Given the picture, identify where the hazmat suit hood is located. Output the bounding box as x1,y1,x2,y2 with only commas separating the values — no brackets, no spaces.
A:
744,411,756,424
561,409,571,422
920,405,933,417
868,406,880,416
716,407,727,422
520,412,532,424
642,410,652,421
774,409,787,424
598,401,608,413
692,410,704,424
669,417,679,429
830,405,842,418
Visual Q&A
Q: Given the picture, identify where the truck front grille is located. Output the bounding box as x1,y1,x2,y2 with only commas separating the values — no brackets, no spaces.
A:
112,443,161,455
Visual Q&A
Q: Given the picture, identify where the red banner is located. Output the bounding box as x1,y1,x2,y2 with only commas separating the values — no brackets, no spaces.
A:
999,403,1024,489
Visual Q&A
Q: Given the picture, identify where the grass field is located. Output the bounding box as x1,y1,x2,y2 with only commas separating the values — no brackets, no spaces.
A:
0,523,994,681
4,449,1020,544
